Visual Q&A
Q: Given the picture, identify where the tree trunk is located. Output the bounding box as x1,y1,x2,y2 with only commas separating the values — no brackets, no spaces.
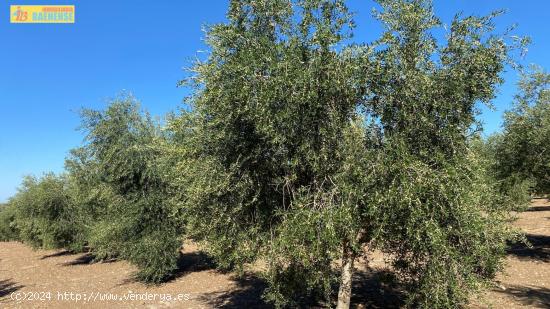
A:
336,241,356,309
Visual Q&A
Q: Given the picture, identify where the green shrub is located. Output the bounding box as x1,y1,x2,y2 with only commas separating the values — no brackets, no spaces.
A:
472,137,531,211
374,142,519,307
491,66,550,196
76,94,184,283
9,174,83,250
0,202,19,241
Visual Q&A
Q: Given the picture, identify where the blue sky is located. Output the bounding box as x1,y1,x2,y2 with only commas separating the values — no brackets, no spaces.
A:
1,0,549,202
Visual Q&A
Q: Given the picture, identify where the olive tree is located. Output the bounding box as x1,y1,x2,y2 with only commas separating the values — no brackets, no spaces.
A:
7,173,82,250
174,0,373,306
360,2,525,305
0,202,19,241
74,94,185,283
173,0,523,307
492,66,550,195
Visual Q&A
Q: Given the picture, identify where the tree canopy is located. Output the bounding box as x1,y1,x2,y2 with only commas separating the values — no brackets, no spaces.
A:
172,0,524,307
491,66,550,195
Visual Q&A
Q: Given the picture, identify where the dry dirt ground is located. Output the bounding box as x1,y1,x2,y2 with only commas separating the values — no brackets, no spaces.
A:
0,199,548,309
470,198,550,309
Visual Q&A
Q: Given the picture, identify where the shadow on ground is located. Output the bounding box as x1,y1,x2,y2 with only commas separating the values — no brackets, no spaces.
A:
174,250,272,308
198,267,405,309
0,279,24,298
526,206,550,212
40,250,73,259
200,274,272,309
507,234,550,262
527,199,549,212
61,253,96,266
59,252,117,266
174,251,218,278
495,285,550,308
351,269,405,309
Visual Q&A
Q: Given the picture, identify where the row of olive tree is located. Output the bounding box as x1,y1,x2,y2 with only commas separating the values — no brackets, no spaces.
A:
0,174,77,247
0,0,535,308
0,97,185,283
487,66,549,198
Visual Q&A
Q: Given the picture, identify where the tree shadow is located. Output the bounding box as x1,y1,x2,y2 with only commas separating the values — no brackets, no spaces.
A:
61,253,116,266
507,234,550,262
0,279,24,298
200,273,272,309
173,250,218,278
198,267,405,309
351,268,405,309
115,250,219,286
494,285,550,308
40,250,73,259
62,253,95,266
526,206,550,212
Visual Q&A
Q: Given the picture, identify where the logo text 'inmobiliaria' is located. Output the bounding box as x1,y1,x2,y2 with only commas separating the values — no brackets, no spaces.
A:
11,5,74,23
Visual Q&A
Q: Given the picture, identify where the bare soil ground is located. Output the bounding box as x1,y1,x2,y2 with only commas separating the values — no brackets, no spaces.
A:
470,198,550,309
0,199,548,308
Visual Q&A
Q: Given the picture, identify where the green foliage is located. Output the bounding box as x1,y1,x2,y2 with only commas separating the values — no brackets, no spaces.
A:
175,1,370,305
0,202,19,241
63,146,117,252
76,94,185,283
8,174,84,250
173,0,524,307
492,66,550,195
0,95,184,284
474,136,531,211
360,1,522,306
0,0,534,307
262,121,376,307
373,143,518,307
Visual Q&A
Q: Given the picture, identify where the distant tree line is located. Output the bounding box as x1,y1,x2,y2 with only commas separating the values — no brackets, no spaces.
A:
0,1,546,308
486,66,550,199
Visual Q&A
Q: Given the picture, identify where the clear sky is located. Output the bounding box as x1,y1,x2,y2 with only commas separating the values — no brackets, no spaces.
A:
1,0,549,202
